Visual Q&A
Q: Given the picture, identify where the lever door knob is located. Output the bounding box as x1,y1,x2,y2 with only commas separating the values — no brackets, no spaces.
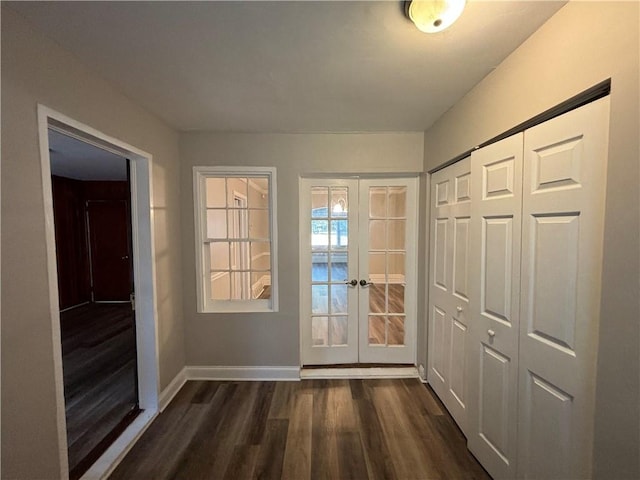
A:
360,279,372,287
344,279,358,287
488,329,496,337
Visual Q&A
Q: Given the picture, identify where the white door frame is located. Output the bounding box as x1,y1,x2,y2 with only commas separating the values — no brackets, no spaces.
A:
37,105,160,477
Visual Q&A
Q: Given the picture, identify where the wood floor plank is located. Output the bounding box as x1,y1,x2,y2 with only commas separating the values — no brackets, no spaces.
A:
281,392,313,480
223,444,259,480
112,379,490,480
253,419,289,480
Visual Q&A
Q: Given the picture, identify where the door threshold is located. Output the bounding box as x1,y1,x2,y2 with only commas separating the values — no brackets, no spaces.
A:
300,366,419,379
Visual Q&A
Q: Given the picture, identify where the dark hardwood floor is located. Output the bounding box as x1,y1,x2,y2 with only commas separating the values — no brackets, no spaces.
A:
111,379,489,480
60,303,138,477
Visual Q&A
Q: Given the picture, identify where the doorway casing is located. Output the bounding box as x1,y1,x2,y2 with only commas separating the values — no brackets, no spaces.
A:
37,105,160,478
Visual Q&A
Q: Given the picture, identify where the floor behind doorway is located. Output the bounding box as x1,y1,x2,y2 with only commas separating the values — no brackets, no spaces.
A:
60,303,138,477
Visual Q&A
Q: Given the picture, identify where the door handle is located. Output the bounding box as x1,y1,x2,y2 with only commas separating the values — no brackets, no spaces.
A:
344,279,358,287
487,329,495,338
359,279,373,287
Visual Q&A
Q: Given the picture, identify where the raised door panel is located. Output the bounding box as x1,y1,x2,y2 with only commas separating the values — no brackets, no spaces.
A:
518,97,610,479
519,371,573,479
468,133,523,479
479,344,512,469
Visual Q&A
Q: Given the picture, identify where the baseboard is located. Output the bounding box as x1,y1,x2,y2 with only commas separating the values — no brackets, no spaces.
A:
159,366,188,411
300,366,419,379
186,365,300,381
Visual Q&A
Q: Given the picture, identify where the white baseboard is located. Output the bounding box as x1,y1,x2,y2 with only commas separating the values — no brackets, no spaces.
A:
158,366,187,412
186,365,300,381
300,366,419,379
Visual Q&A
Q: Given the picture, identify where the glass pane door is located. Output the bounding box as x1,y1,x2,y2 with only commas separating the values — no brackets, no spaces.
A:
300,177,417,366
359,180,417,363
301,179,359,365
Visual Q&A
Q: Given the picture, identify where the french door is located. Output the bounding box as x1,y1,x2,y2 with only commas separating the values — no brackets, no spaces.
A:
300,177,418,365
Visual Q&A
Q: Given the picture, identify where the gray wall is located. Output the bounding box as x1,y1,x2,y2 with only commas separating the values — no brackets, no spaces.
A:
423,2,639,478
180,133,424,367
1,7,186,478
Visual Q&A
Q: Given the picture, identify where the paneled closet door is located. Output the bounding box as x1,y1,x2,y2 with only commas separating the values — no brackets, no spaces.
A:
427,157,471,432
467,133,523,479
517,98,610,479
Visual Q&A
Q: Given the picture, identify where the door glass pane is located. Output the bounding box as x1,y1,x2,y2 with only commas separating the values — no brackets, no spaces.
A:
388,284,405,314
312,252,329,282
311,187,328,218
387,220,406,250
369,187,387,217
312,317,328,346
331,285,347,314
331,220,348,249
388,186,407,217
330,317,348,345
369,283,386,314
388,316,405,345
330,188,348,218
369,220,386,250
312,285,328,314
330,253,348,282
207,210,227,239
368,316,386,345
311,220,329,250
369,252,386,278
388,252,405,278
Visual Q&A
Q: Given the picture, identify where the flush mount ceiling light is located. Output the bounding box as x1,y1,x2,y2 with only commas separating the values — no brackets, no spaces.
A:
405,0,466,33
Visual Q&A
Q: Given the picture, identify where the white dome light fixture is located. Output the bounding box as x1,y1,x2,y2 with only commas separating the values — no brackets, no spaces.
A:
405,0,466,33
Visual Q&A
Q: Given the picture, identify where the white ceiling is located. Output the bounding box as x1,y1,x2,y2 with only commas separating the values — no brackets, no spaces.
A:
49,129,128,181
9,1,565,133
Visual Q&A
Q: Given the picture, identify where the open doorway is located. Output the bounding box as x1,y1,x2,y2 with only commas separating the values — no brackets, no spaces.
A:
38,105,160,480
49,128,139,479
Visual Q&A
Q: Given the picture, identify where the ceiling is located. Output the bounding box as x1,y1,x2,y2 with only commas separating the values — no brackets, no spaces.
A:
9,1,565,133
49,129,128,181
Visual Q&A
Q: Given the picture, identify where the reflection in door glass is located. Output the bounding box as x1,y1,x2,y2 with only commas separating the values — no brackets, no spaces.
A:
330,317,348,345
367,186,407,347
368,316,386,345
310,186,350,347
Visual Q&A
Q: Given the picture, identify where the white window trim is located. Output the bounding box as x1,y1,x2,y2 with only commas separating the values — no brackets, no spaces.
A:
193,166,279,313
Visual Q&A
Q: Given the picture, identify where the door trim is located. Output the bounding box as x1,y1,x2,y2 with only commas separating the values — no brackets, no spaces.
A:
37,105,160,478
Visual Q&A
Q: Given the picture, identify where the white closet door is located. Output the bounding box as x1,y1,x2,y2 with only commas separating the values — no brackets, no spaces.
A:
517,98,610,479
467,133,523,479
427,157,471,432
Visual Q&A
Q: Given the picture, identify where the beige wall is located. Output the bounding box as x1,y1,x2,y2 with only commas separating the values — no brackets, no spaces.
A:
180,133,424,366
1,7,185,478
423,2,639,477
